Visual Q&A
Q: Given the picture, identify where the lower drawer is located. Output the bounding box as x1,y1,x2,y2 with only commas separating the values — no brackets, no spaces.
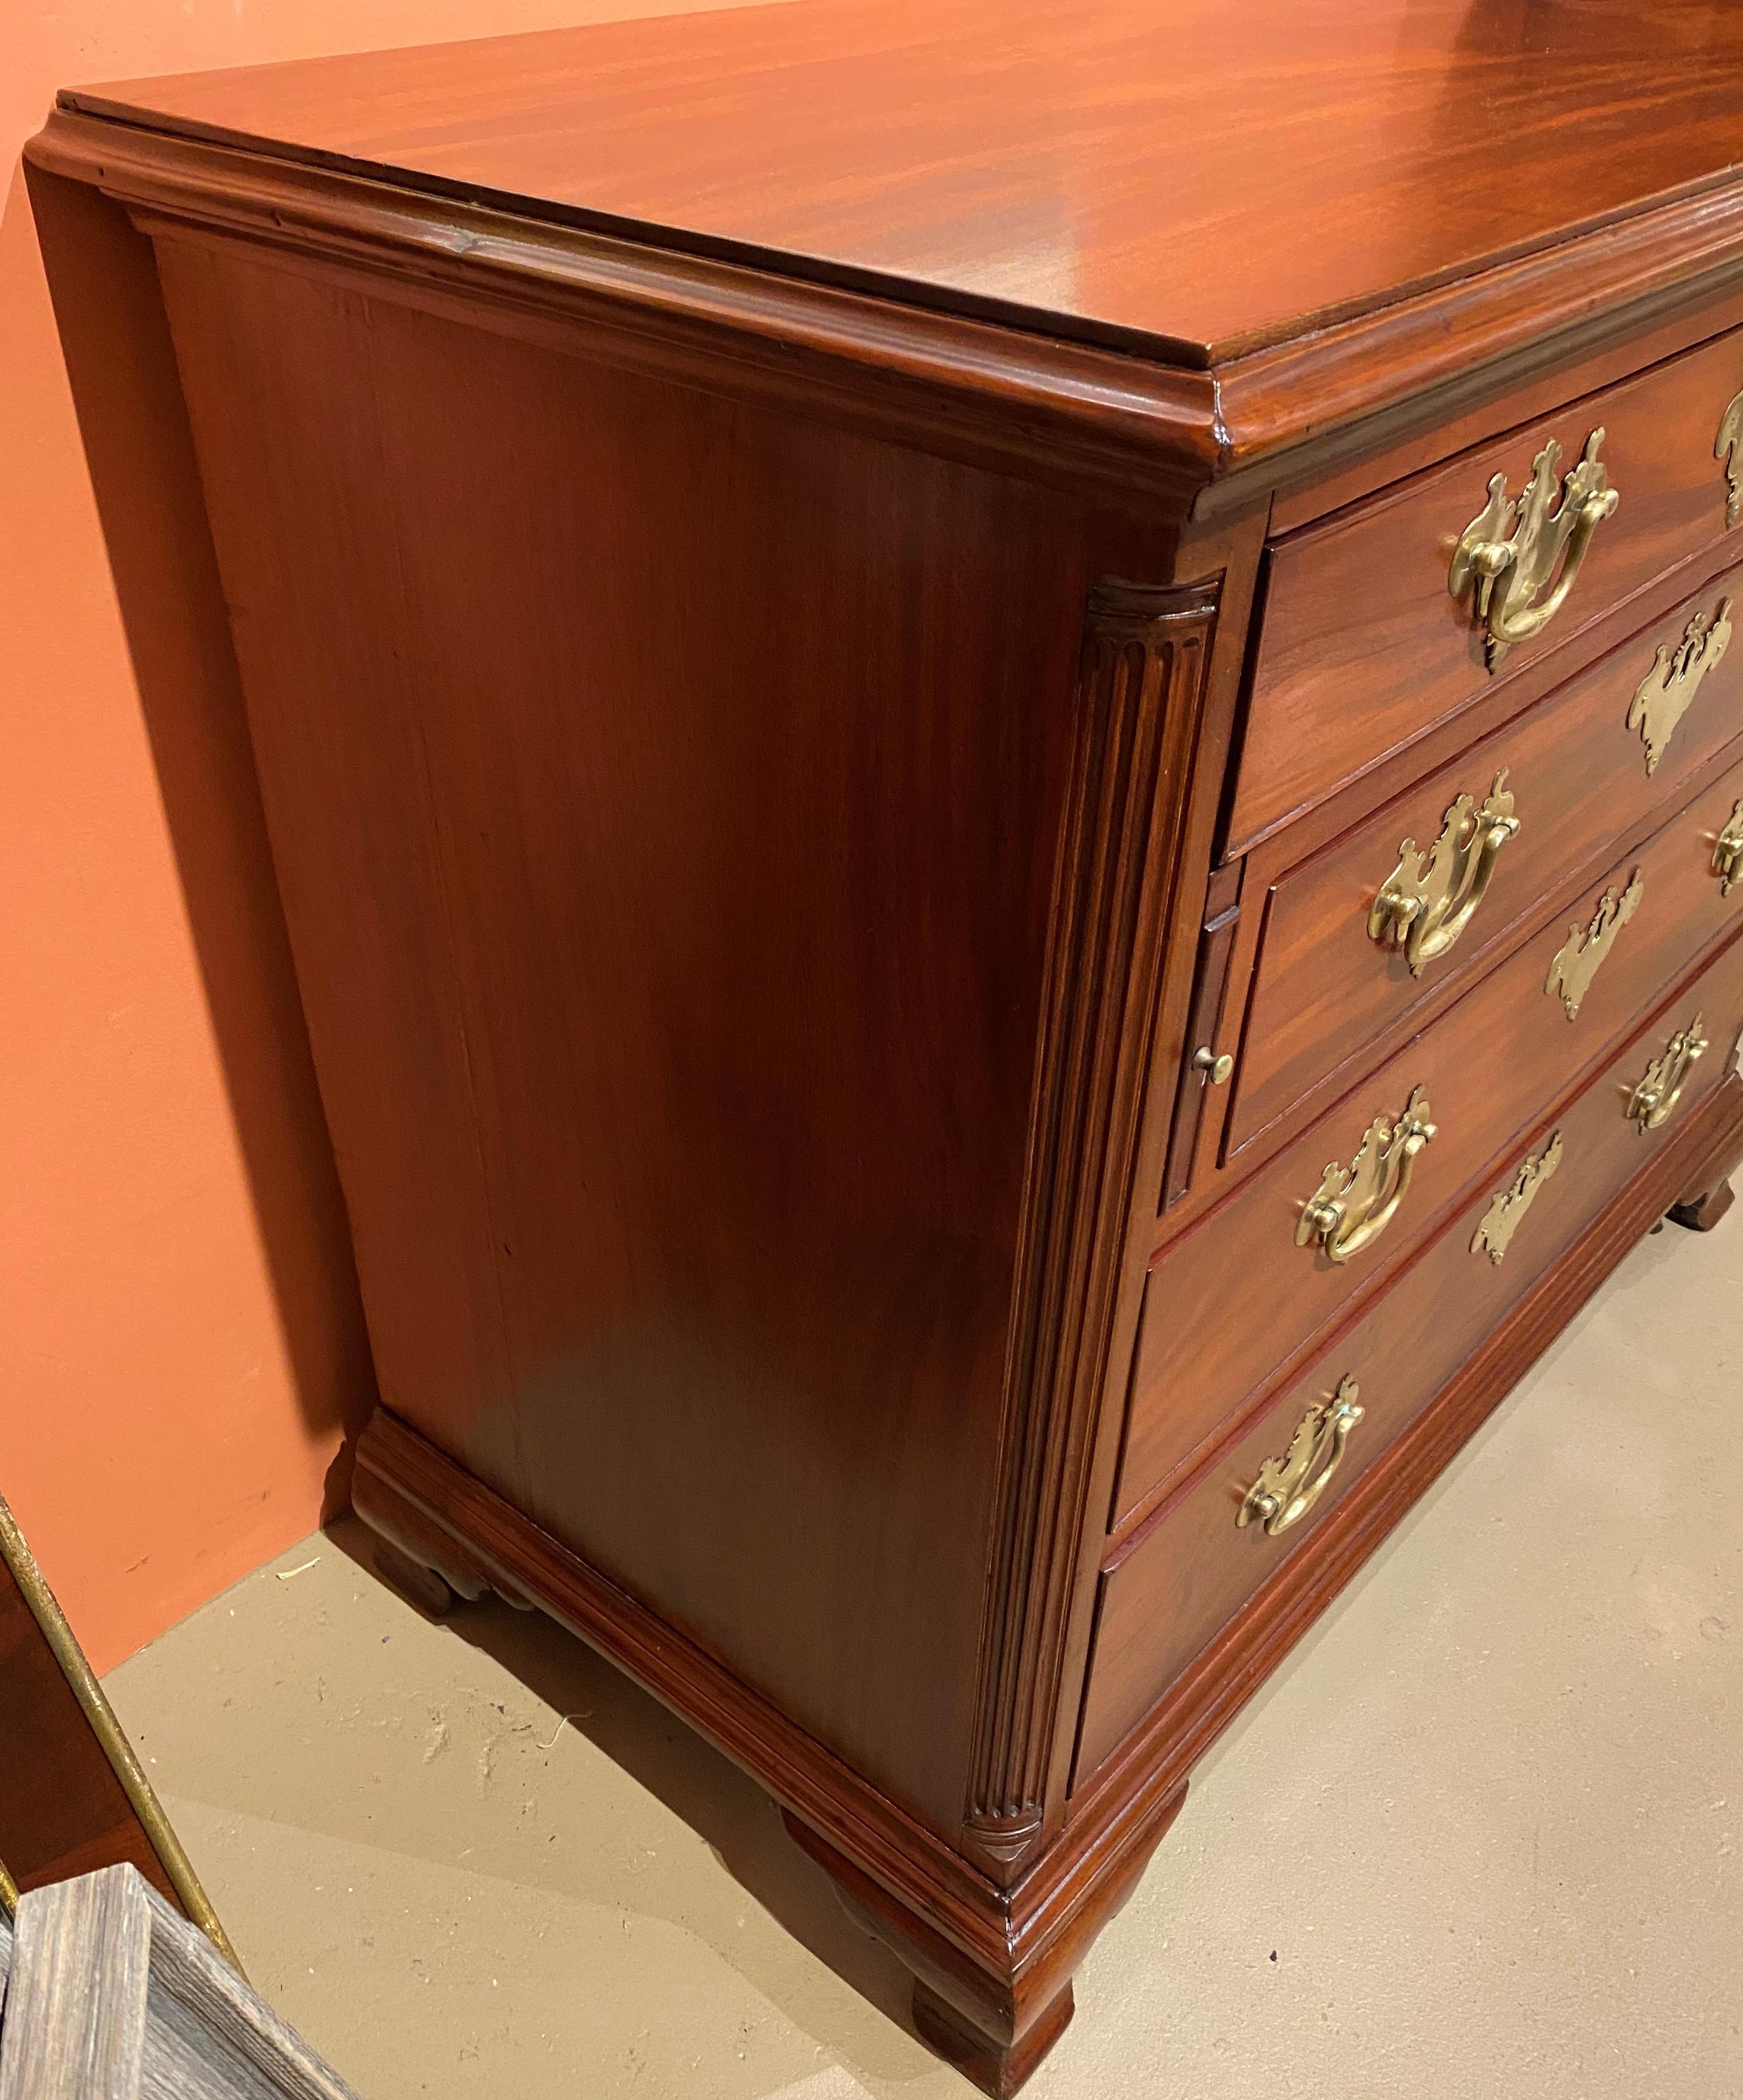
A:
1075,929,1743,1786
1118,747,1743,1527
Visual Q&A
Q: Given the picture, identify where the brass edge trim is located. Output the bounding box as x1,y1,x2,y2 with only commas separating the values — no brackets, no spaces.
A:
0,1492,242,1972
0,1854,17,1918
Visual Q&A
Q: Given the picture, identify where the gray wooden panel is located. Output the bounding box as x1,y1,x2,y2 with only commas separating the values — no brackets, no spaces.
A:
0,1868,362,2100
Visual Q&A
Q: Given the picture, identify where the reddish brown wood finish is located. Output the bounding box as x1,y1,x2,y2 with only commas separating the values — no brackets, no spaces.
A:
1230,570,1743,1157
29,0,1743,514
51,0,1743,372
1267,286,1743,534
30,15,1743,2086
1075,1067,1743,1809
1084,930,1743,1777
344,1063,1743,2092
1119,752,1743,1530
1233,328,1743,853
152,229,1121,1842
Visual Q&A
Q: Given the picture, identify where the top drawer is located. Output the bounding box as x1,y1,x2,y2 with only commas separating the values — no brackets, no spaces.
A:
1230,326,1743,853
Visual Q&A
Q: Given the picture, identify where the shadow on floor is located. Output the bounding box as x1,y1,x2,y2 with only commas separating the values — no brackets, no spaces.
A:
321,1514,933,2070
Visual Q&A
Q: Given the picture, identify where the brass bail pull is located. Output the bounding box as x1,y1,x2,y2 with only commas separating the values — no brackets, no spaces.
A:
1713,801,1743,896
1239,1379,1366,1537
1369,770,1519,976
1296,1086,1436,1264
1627,1014,1709,1133
1449,428,1619,670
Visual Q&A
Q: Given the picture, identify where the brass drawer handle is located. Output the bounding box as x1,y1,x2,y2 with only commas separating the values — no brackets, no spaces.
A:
1369,770,1519,976
1297,1085,1436,1264
1627,598,1732,775
1450,428,1618,670
1628,1014,1708,1133
1239,1377,1365,1537
1719,388,1743,528
1714,801,1743,896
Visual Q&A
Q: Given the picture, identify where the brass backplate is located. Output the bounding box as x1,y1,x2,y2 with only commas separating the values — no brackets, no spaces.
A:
1627,597,1732,775
1719,389,1743,529
1297,1085,1436,1263
1471,1129,1565,1265
1545,869,1645,1021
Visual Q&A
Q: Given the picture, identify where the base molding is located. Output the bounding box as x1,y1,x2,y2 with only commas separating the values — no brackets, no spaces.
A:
350,1405,1189,2087
348,1074,1743,2091
782,1784,1184,2096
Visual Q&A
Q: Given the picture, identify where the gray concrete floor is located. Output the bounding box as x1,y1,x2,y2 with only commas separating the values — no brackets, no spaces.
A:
105,1207,1743,2100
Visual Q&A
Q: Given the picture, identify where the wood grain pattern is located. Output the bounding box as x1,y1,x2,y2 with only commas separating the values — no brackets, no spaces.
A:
1233,326,1743,852
0,1867,150,2100
1119,758,1743,1530
150,226,1122,1841
27,2,1743,520
0,1868,360,2100
52,0,1743,369
26,112,1220,514
1083,926,1743,1775
1230,570,1743,1158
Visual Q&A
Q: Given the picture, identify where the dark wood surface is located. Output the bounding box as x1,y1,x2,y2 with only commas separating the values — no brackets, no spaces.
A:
57,0,1743,369
1084,926,1743,1776
1231,571,1743,1158
1121,754,1743,1530
1232,325,1743,853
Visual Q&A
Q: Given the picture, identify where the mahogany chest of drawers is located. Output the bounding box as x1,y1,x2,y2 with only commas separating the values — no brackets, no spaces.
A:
32,4,1743,2087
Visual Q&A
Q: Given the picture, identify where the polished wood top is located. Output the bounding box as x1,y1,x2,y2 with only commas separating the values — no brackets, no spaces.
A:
61,0,1743,366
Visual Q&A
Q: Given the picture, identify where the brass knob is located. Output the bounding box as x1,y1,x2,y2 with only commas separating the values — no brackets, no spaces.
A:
1193,1046,1234,1086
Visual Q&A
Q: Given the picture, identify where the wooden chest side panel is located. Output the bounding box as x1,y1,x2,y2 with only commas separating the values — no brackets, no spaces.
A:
152,233,1095,1833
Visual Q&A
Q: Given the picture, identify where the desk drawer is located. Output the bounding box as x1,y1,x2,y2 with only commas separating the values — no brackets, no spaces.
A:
1230,327,1743,853
1229,573,1743,1157
1080,935,1743,1786
1118,750,1743,1527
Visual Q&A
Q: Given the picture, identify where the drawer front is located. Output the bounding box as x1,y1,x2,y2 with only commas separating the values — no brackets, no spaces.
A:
1230,574,1743,1157
1230,326,1743,853
1118,749,1743,1526
1080,938,1743,1786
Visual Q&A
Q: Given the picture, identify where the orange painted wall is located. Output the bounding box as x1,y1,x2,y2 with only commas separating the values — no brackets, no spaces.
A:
2,0,758,1672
